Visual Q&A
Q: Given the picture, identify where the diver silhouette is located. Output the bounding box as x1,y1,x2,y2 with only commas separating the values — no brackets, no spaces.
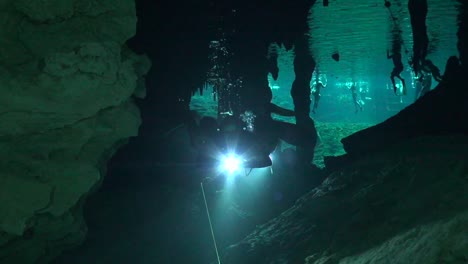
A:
350,82,363,113
312,81,325,114
387,49,407,95
189,114,274,169
251,87,317,165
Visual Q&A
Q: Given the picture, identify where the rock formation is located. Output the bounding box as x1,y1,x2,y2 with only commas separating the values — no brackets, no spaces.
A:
221,136,468,263
0,0,150,263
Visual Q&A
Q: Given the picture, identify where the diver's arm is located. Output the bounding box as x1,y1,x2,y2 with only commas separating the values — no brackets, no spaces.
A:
270,103,295,116
386,50,392,59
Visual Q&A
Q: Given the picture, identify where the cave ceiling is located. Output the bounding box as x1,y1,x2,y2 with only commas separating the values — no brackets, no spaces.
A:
294,0,459,83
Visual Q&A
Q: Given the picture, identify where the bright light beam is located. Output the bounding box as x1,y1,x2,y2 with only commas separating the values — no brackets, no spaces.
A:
221,154,241,174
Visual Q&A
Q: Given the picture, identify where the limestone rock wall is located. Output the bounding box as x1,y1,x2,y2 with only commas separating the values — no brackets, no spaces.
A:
0,0,150,263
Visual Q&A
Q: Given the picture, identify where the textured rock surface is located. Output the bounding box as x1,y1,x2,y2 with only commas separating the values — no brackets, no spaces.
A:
334,211,468,264
220,135,468,264
0,0,150,263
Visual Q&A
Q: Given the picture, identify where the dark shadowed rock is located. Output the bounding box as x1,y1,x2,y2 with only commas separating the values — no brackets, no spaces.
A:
219,136,468,263
341,66,468,157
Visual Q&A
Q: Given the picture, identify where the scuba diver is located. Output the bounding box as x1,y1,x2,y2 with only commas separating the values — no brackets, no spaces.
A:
188,113,274,169
188,85,299,171
350,82,363,113
387,49,406,95
312,81,325,114
220,114,273,168
188,101,318,171
251,86,317,166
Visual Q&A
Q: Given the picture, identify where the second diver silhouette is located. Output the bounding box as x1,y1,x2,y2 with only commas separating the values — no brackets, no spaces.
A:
350,82,363,113
387,49,407,95
312,80,325,114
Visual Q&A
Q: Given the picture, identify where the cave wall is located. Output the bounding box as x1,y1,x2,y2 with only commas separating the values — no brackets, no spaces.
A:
0,0,150,263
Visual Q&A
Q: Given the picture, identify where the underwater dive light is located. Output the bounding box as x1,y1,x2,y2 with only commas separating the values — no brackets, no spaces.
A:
220,154,242,174
215,148,273,174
